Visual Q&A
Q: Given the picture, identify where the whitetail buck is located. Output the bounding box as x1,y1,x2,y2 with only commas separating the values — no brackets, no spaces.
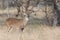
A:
6,13,29,32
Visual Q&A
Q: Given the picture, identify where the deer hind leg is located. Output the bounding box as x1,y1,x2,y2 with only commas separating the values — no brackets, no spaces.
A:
8,26,13,32
19,26,24,32
19,28,24,32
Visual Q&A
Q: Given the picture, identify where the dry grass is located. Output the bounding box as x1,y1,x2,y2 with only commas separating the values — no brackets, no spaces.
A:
0,24,60,40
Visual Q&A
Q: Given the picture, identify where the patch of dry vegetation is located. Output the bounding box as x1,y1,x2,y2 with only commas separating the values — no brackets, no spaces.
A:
0,24,60,40
0,8,17,14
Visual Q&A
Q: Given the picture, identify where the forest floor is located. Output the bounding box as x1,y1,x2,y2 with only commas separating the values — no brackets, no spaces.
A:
0,24,60,40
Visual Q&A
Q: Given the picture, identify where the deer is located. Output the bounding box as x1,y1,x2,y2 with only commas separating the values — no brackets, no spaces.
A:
5,13,29,32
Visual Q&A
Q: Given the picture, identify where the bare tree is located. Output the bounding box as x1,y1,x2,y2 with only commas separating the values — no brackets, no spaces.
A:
2,0,5,9
44,0,58,26
12,0,40,17
53,0,60,26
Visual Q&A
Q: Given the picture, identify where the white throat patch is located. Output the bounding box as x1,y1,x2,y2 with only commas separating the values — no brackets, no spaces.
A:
25,17,29,21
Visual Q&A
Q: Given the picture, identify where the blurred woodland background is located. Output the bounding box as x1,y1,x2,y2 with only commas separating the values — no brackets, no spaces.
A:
0,0,60,26
0,0,60,40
